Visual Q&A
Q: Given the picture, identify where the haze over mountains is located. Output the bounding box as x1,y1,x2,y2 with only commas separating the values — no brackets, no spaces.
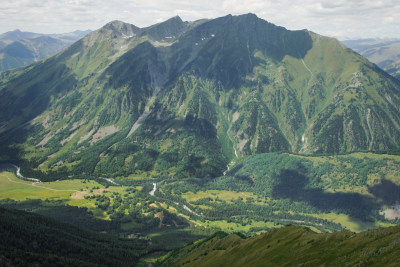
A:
343,38,400,80
0,29,91,71
0,14,400,180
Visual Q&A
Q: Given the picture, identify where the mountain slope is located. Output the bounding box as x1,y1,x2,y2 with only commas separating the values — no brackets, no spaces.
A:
343,38,400,79
161,225,400,266
0,29,90,71
0,207,147,266
0,14,400,179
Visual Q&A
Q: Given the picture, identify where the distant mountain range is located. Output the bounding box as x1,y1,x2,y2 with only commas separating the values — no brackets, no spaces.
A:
0,29,91,71
0,14,400,179
343,38,400,79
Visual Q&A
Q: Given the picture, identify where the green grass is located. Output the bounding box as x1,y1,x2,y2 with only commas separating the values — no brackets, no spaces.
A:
0,171,104,206
298,212,395,232
181,188,397,233
202,219,277,233
0,172,76,201
0,170,211,248
162,225,400,267
3,151,400,236
182,190,259,204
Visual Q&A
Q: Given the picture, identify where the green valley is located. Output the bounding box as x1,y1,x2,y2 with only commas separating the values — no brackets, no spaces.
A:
0,166,211,259
1,151,399,238
0,13,400,266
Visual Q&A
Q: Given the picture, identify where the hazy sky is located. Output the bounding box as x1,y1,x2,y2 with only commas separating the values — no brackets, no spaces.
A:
1,0,399,40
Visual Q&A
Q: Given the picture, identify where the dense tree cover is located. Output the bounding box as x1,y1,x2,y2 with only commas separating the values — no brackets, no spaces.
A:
154,153,400,232
0,207,148,266
158,180,343,233
0,198,121,233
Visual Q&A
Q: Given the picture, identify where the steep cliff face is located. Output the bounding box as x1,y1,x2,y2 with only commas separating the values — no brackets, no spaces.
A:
1,14,400,179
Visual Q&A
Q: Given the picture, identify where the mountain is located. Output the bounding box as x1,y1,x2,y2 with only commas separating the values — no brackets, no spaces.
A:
0,29,42,42
0,29,91,71
343,38,400,79
0,14,400,180
161,225,400,266
0,206,148,266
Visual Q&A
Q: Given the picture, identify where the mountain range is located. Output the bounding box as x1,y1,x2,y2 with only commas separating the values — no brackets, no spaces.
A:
0,29,91,71
343,38,400,80
0,14,400,180
1,13,400,266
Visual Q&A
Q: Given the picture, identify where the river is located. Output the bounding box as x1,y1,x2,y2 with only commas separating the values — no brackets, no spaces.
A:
9,164,41,183
148,182,200,217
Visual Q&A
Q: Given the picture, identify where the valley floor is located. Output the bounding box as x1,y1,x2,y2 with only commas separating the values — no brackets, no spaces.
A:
1,151,400,264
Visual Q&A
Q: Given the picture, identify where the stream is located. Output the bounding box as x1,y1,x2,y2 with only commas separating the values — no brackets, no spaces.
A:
149,183,157,196
10,164,41,183
148,182,200,216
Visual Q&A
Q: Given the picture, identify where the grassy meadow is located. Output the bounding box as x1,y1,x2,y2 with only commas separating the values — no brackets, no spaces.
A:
1,151,400,236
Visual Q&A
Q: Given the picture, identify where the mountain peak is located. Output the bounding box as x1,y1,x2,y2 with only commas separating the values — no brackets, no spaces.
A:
141,15,187,41
0,29,40,42
167,15,183,23
95,20,139,40
238,13,258,19
103,20,135,31
1,13,400,179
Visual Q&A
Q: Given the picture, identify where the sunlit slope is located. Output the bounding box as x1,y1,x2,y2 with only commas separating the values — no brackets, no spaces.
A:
161,225,400,266
0,14,400,179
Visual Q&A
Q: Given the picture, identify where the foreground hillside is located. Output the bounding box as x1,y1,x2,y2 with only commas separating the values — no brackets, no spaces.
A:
1,14,400,179
0,207,148,266
161,225,400,266
2,205,399,266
